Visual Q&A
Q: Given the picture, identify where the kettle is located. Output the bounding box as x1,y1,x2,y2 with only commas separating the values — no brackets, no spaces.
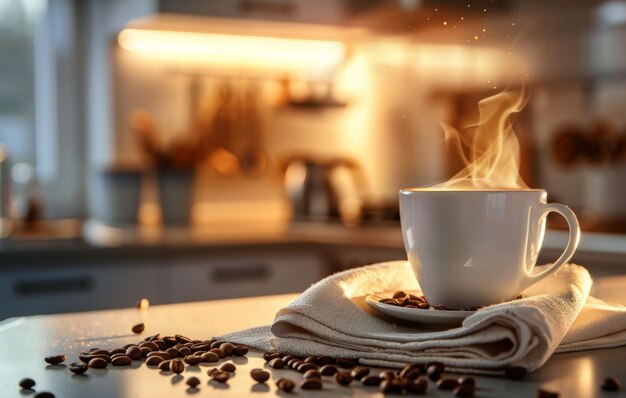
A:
283,156,363,224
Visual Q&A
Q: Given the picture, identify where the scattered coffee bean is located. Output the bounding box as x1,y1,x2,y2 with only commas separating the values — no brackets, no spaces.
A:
601,377,621,391
351,366,371,380
191,343,211,353
427,365,442,381
186,376,200,388
212,370,230,383
153,340,167,350
163,336,178,347
209,340,223,349
269,358,285,369
158,360,172,371
109,348,126,355
146,356,163,366
288,359,302,369
437,377,459,390
276,378,295,392
131,323,145,334
282,354,299,363
250,368,270,383
301,378,323,390
144,333,160,342
88,357,108,369
505,366,528,380
177,346,191,357
207,368,220,377
380,378,406,394
79,353,110,364
19,378,36,389
304,356,317,364
408,377,428,393
232,345,249,356
317,355,334,366
165,347,178,358
362,375,383,386
201,352,219,363
220,362,236,373
34,392,55,398
69,362,88,375
182,355,200,366
263,352,281,362
170,359,184,374
297,362,317,373
126,346,142,361
44,354,66,365
209,348,226,359
336,358,358,368
536,388,560,398
454,384,476,397
334,371,353,386
175,334,191,344
458,376,476,386
111,356,132,366
303,369,321,380
220,342,234,356
320,364,338,376
400,363,425,380
146,351,170,360
379,370,396,380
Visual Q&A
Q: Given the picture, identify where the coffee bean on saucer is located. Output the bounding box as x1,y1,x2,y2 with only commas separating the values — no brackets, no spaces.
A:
601,377,621,391
186,376,200,388
220,362,236,373
44,354,66,365
111,356,132,366
88,357,108,369
427,365,442,381
454,384,476,397
146,356,163,366
301,378,323,390
320,364,338,376
362,375,383,386
408,378,428,393
232,345,249,356
392,290,408,299
131,323,145,334
212,370,230,383
334,371,353,386
303,370,321,380
250,369,270,383
536,388,560,398
351,366,370,380
34,392,55,398
437,377,459,390
69,362,88,375
170,359,184,374
336,358,358,368
19,378,36,389
458,376,476,386
297,362,317,373
505,366,528,380
380,298,398,305
276,378,295,392
268,358,285,369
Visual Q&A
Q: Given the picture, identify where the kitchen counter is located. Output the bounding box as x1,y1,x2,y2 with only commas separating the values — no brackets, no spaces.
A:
0,293,624,397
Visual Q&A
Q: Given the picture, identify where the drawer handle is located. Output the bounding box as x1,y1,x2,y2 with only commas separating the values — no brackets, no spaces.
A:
211,265,270,283
14,276,94,296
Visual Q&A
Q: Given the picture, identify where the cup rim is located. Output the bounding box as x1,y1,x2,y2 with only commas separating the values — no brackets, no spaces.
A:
400,188,546,194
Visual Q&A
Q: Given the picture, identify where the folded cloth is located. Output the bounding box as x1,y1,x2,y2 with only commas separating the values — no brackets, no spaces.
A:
222,261,626,373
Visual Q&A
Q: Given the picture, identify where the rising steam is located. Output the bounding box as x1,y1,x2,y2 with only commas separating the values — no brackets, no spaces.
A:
433,89,529,190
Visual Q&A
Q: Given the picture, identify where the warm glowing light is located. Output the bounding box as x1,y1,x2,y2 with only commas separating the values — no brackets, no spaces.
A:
117,29,346,71
443,21,448,26
474,35,479,40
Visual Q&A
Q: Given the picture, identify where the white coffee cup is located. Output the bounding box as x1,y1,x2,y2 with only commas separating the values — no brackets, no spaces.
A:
399,188,580,308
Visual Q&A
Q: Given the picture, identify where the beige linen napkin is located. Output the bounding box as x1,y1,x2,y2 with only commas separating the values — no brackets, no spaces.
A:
223,261,626,373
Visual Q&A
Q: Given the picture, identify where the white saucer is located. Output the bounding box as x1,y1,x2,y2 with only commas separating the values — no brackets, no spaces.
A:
365,291,475,328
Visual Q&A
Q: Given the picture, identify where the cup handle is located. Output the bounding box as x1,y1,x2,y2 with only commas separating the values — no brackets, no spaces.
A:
522,203,580,289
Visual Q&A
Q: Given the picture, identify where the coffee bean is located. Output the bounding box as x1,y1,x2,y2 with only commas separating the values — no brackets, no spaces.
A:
111,356,132,366
109,348,126,356
209,348,226,359
220,362,236,373
304,356,317,364
418,302,430,309
44,354,66,365
536,388,560,398
362,375,382,386
427,365,442,381
288,359,302,369
392,290,407,299
177,346,191,357
175,334,191,344
301,378,323,390
269,358,285,369
282,354,299,363
19,378,35,389
336,358,358,368
454,384,476,397
163,336,178,347
263,352,281,362
351,366,370,380
298,362,317,373
181,355,199,366
207,368,219,377
334,371,353,386
144,333,160,342
125,346,142,360
380,378,406,394
320,364,338,376
505,366,527,380
232,345,248,356
400,363,425,380
276,378,295,392
146,356,163,366
186,376,200,388
34,392,55,398
88,357,108,369
170,359,184,374
201,352,219,363
437,377,459,390
427,361,445,373
122,344,135,349
317,355,334,366
158,360,172,371
166,347,178,359
212,370,230,383
146,351,170,360
601,377,621,391
131,323,145,334
380,298,398,305
408,377,428,393
458,376,476,387
79,353,110,364
250,368,270,383
220,342,234,356
153,340,167,350
379,370,396,380
303,370,321,380
191,343,211,353
69,362,88,375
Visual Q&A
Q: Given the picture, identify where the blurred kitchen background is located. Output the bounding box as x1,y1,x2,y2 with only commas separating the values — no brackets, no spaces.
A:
1,0,625,320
